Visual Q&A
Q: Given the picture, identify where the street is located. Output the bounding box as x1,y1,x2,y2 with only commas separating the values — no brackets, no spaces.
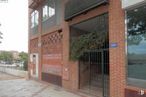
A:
0,72,85,97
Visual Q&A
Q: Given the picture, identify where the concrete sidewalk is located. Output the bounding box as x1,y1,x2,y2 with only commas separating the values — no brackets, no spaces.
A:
0,79,84,97
0,72,21,80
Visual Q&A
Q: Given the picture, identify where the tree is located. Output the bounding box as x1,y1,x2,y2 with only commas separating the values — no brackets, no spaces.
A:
70,31,107,60
19,52,28,71
127,6,146,45
0,51,13,64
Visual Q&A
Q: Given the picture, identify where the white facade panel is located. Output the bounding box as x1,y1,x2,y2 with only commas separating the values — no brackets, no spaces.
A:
122,0,146,9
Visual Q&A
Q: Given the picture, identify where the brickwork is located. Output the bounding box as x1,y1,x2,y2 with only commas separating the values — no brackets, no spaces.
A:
28,0,146,97
41,32,62,55
62,4,108,92
109,0,126,97
30,38,39,53
41,31,63,76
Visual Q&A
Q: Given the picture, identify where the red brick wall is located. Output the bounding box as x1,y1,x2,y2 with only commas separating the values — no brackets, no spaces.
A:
30,38,39,53
109,0,126,97
62,4,109,91
41,31,63,76
28,0,132,97
29,38,39,78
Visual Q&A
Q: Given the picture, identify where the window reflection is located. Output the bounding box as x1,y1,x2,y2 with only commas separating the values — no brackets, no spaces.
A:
43,5,48,19
31,12,35,28
42,0,55,21
127,5,146,88
31,10,39,28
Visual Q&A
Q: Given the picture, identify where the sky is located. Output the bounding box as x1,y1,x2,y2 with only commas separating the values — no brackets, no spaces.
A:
0,0,28,52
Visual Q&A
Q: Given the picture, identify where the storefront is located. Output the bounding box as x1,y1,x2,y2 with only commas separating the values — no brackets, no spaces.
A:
122,0,146,96
29,0,146,97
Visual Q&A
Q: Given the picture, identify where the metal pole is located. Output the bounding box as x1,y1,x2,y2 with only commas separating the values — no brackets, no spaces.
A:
101,50,105,97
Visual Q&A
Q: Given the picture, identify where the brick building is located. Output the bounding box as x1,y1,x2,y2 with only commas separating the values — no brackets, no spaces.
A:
28,0,146,97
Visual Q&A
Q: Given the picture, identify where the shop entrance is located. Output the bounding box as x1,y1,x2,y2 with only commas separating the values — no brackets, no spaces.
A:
70,13,109,97
79,50,109,97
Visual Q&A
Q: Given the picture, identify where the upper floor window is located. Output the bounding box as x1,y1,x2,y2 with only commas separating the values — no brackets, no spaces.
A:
31,10,39,28
42,0,55,21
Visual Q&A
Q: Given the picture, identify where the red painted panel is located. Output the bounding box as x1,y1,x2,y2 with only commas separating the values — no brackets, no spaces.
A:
125,89,146,97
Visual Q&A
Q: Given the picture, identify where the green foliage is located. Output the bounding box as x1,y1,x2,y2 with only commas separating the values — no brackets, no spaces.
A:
0,51,13,63
19,52,28,71
127,6,146,45
70,31,107,60
19,52,28,61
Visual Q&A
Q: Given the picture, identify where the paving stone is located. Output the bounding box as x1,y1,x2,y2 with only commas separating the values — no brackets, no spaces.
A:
0,73,82,97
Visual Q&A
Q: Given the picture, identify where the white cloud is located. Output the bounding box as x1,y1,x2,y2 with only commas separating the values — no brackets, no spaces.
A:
0,0,28,52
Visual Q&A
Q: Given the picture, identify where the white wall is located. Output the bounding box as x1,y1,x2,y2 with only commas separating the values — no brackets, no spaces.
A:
122,0,146,9
0,66,28,78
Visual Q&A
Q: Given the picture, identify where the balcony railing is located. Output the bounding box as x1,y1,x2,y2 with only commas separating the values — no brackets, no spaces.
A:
65,0,108,21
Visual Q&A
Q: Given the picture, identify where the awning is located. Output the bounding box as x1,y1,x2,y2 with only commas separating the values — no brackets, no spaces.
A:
65,0,108,21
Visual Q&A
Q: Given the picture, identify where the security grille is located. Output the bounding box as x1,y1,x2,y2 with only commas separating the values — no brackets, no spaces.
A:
79,49,109,97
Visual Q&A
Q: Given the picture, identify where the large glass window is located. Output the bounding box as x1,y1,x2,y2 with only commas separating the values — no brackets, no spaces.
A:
31,10,39,28
127,5,146,88
42,0,55,21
